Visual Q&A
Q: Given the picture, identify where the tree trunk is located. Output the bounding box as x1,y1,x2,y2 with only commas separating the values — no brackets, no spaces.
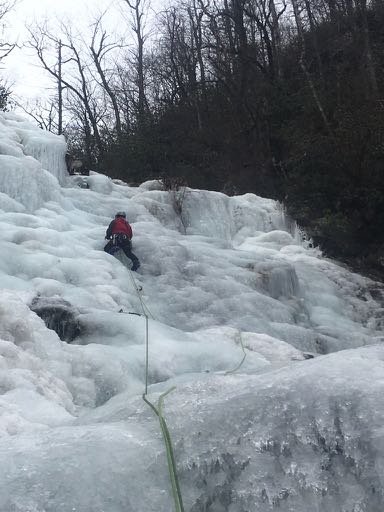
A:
90,24,123,142
357,0,378,98
291,0,331,133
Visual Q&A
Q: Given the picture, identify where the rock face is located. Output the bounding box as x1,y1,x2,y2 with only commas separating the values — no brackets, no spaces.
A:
312,230,384,283
290,207,384,283
30,296,84,342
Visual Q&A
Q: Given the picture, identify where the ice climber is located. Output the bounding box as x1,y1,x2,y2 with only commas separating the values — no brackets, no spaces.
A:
104,212,140,271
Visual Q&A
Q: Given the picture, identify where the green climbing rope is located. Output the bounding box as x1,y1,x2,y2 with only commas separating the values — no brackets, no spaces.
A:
126,264,247,512
225,331,247,374
127,266,184,512
143,389,185,512
127,267,154,319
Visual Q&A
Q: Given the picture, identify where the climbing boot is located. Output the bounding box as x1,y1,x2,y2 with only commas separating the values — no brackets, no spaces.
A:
131,262,140,272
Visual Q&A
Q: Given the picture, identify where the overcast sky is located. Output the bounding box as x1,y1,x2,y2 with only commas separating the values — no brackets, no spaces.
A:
3,0,132,103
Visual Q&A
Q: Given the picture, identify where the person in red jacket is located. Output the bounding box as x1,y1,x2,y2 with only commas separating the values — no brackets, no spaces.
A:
104,212,140,271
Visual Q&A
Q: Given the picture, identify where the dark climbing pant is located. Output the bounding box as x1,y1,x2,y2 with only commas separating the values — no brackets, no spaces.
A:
104,235,140,270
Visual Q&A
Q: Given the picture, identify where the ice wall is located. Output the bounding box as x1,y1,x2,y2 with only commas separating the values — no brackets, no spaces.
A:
0,113,65,211
5,113,68,184
180,189,291,240
1,338,384,512
22,131,68,185
0,115,383,512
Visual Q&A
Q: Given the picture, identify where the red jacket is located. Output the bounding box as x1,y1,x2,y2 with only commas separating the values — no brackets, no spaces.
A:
106,218,133,239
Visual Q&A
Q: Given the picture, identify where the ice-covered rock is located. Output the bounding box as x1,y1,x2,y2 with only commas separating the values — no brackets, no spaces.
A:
1,346,384,512
0,113,68,184
30,296,84,342
0,113,66,210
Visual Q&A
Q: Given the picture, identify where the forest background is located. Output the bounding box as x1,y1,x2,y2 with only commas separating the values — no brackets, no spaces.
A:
0,0,383,278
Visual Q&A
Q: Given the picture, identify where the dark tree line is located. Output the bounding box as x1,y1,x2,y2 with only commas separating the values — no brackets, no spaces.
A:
25,0,384,275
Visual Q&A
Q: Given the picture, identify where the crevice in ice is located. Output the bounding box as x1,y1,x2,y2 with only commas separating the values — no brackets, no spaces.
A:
30,296,85,342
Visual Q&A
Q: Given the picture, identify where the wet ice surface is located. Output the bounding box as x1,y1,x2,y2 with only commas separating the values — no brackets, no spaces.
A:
0,112,384,511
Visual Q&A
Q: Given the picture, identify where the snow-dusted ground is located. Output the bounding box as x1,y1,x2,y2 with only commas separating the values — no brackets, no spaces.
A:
0,112,384,511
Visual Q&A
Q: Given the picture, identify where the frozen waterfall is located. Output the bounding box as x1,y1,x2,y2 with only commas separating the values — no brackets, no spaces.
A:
0,112,383,511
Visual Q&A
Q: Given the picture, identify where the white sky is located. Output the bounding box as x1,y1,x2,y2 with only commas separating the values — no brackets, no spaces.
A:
3,0,130,103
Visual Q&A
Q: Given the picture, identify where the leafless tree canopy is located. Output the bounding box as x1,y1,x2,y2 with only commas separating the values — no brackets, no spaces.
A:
0,1,17,63
21,0,384,276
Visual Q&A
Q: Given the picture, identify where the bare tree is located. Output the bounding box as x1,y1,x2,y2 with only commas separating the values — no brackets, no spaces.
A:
121,0,150,129
15,97,59,132
290,0,331,132
243,0,287,80
356,0,378,98
0,1,17,63
90,14,124,141
27,22,105,161
187,0,208,129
